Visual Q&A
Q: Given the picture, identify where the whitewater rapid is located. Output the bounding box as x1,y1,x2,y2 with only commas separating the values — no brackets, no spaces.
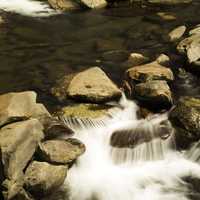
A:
51,95,200,200
0,0,59,17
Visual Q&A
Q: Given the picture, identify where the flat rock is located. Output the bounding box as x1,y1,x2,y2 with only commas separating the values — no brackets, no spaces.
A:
0,91,50,127
52,67,122,103
25,161,67,197
0,119,44,199
134,80,173,108
169,97,200,149
126,62,174,83
38,138,85,164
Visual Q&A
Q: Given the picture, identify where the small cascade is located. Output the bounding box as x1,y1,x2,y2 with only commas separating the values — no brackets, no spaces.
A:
0,0,59,17
57,95,200,200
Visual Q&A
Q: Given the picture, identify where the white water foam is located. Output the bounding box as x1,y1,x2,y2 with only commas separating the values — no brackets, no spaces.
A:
0,0,59,17
56,96,200,200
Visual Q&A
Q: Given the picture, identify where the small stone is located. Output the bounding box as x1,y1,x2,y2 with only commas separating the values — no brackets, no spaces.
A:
168,25,186,42
156,54,171,66
126,53,149,67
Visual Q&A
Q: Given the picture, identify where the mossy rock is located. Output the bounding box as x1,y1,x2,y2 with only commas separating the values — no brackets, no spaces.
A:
60,103,111,119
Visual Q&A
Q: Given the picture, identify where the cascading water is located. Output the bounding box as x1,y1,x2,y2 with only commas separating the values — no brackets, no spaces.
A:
0,0,59,17
51,95,200,200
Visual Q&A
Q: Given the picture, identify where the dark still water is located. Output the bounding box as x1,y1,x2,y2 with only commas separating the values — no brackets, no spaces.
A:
0,1,200,108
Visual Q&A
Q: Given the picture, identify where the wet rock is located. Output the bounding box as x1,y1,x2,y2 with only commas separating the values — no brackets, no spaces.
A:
156,12,176,21
25,161,67,197
0,91,50,127
60,103,111,119
0,119,44,199
156,54,171,66
189,25,200,36
48,0,80,10
125,53,149,67
134,80,173,108
168,25,186,42
52,67,122,103
169,97,200,149
125,62,174,83
148,0,192,5
38,138,85,164
40,116,74,140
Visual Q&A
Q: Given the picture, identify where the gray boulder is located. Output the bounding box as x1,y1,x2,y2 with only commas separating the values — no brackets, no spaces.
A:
25,161,67,197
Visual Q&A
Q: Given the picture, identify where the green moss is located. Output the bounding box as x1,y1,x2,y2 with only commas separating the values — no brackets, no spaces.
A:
61,103,111,118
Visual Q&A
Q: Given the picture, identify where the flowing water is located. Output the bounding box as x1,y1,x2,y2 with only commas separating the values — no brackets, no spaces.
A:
0,1,200,200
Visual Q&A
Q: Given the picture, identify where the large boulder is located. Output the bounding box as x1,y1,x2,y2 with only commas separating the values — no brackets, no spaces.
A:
134,80,173,108
0,91,50,127
52,67,122,103
169,97,200,149
0,119,44,199
25,161,67,197
37,138,85,165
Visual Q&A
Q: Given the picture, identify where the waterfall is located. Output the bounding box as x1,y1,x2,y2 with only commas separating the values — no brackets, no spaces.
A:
0,0,59,17
56,95,200,200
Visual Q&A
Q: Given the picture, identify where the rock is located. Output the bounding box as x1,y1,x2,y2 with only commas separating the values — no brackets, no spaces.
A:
134,80,173,108
48,0,80,10
25,161,67,197
156,54,171,66
38,138,85,164
52,67,122,103
125,62,174,83
80,0,107,8
0,119,44,199
101,50,129,62
169,97,200,149
125,53,149,67
189,25,200,36
39,116,74,140
60,103,111,119
168,25,186,42
0,91,50,127
156,12,176,21
147,0,192,5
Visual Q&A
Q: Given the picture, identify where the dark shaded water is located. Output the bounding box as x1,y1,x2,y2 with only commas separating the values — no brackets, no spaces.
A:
0,1,200,109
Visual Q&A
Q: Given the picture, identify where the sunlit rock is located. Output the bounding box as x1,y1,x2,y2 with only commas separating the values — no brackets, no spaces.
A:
168,25,186,42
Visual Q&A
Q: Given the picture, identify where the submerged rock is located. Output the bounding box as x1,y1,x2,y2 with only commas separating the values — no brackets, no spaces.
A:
25,161,67,197
38,138,85,164
0,91,50,127
169,97,200,149
134,80,173,108
52,67,122,103
147,0,192,5
60,103,111,118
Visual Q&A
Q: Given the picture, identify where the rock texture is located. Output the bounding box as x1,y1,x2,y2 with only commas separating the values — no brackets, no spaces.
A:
25,161,67,197
168,25,186,42
169,97,200,149
52,67,122,103
134,80,173,107
48,0,80,10
38,139,85,164
0,91,50,127
0,119,44,199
